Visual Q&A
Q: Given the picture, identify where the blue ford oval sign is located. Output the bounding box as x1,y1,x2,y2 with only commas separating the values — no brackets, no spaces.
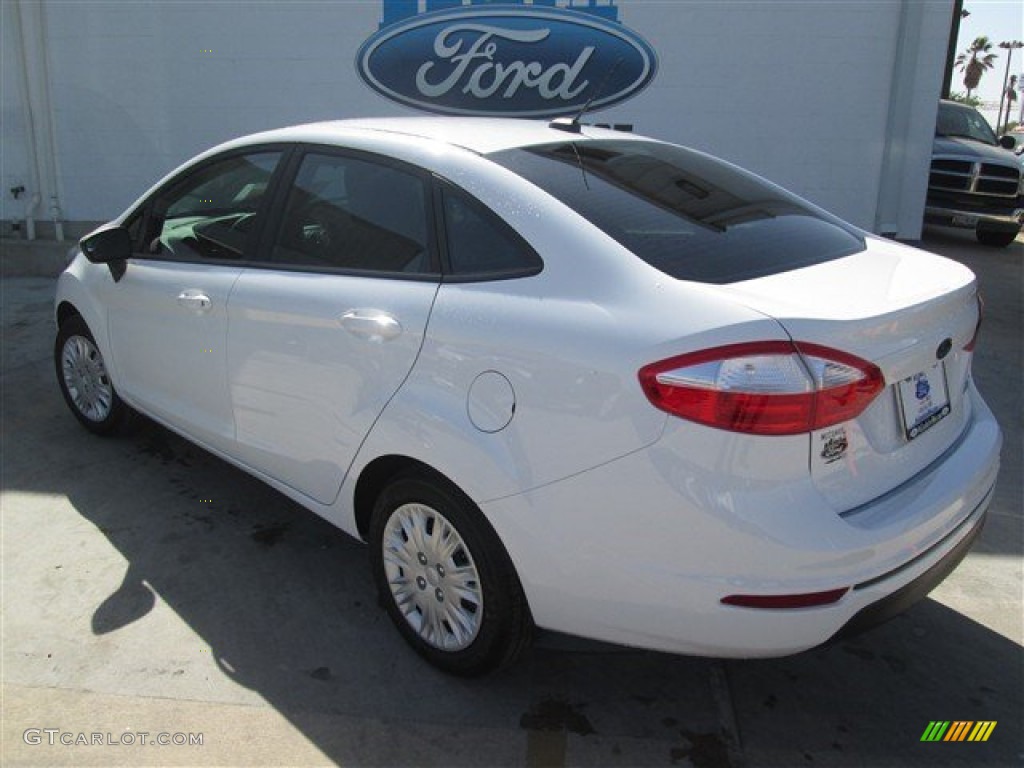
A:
357,5,658,118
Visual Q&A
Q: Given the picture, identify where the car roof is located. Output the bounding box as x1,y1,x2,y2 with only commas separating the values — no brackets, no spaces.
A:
227,116,641,156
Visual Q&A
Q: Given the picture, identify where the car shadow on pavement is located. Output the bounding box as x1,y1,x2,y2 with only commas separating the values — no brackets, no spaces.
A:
726,600,1022,767
13,408,1022,767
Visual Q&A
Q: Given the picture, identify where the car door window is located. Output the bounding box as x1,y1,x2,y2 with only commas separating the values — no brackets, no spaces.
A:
132,151,282,261
441,186,542,280
272,153,433,275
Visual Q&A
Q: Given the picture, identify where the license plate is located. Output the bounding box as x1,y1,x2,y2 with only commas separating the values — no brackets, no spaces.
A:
951,214,979,228
897,363,951,441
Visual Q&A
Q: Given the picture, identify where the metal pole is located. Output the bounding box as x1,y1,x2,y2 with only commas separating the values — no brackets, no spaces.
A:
995,56,1011,134
997,42,1023,135
943,1,966,98
996,50,1011,133
1009,80,1019,128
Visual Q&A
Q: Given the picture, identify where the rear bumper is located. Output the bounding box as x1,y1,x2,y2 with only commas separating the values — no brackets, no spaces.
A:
482,387,1002,658
831,502,986,642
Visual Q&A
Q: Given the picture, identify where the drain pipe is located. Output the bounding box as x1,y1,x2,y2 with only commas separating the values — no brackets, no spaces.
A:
27,193,40,240
11,0,42,241
50,195,63,242
37,1,64,241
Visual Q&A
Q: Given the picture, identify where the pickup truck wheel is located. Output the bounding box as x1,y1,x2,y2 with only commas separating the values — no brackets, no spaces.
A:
976,229,1019,248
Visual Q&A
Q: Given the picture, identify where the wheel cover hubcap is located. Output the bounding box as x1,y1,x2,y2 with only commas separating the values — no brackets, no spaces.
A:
61,335,113,422
382,503,483,651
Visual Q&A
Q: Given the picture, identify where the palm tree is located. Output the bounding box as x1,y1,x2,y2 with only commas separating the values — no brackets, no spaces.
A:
955,36,998,98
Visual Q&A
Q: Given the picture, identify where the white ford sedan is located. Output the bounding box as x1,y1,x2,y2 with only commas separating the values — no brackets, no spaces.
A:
55,118,1002,675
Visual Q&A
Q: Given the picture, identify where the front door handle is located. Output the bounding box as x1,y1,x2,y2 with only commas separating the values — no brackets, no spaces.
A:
177,290,212,313
340,309,403,342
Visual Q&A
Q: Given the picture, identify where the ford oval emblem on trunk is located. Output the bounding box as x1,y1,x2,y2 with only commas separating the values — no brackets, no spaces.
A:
356,5,658,117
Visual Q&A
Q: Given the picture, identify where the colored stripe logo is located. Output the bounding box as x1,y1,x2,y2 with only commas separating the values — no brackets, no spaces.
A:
921,721,996,742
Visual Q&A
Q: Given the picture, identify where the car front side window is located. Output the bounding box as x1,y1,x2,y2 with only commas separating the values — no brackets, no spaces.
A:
131,151,282,262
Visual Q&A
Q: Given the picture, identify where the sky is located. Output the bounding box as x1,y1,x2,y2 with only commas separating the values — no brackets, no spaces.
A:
953,0,1024,116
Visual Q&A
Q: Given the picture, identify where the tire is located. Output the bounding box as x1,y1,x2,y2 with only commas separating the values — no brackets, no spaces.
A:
369,472,532,676
55,314,127,435
976,228,1020,248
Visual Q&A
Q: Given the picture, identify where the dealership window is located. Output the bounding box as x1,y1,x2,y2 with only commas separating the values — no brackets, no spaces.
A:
130,151,282,261
272,153,432,274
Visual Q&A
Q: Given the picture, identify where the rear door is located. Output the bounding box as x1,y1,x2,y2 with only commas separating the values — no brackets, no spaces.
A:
106,149,284,451
225,148,440,504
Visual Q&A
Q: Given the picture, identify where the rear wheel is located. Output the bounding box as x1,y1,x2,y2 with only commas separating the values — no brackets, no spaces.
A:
55,314,127,435
369,472,532,676
976,228,1020,248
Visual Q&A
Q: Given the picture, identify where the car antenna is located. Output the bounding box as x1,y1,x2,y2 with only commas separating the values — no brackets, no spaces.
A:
549,58,623,134
568,141,590,191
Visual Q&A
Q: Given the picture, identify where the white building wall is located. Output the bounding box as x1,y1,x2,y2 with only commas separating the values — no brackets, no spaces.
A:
1,3,31,220
1,0,952,238
2,0,56,234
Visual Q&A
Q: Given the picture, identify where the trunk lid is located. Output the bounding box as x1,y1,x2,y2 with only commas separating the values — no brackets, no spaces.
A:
709,236,980,512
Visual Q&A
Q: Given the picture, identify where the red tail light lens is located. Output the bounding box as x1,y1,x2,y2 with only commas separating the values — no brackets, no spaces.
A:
638,341,884,436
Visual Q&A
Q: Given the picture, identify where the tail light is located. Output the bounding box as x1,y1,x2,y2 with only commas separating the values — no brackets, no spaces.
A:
963,294,983,352
638,341,884,436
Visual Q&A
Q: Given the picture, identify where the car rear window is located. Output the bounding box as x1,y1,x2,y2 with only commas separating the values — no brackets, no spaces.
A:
488,140,865,284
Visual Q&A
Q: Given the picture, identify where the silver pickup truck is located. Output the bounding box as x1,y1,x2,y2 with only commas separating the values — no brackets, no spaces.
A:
926,100,1023,248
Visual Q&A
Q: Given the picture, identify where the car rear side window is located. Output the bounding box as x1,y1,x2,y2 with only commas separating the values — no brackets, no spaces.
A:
441,185,542,280
488,140,865,284
271,152,433,275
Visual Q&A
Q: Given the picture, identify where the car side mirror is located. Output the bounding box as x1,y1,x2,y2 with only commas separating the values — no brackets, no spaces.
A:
998,135,1016,150
81,227,131,282
81,227,132,264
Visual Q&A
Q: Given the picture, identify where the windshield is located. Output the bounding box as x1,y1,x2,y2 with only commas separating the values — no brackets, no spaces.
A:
935,102,998,145
488,140,864,284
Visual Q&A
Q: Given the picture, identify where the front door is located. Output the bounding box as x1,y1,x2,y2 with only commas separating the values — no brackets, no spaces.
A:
226,149,440,503
106,149,284,451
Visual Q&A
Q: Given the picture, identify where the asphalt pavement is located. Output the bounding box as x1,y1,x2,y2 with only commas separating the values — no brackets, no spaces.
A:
1,229,1021,767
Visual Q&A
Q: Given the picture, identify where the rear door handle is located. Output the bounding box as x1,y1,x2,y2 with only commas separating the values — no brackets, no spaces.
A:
177,290,212,312
340,309,403,342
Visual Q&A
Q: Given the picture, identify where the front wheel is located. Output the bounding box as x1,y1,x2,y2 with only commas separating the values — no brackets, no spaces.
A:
369,473,532,676
55,314,127,435
976,228,1020,248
